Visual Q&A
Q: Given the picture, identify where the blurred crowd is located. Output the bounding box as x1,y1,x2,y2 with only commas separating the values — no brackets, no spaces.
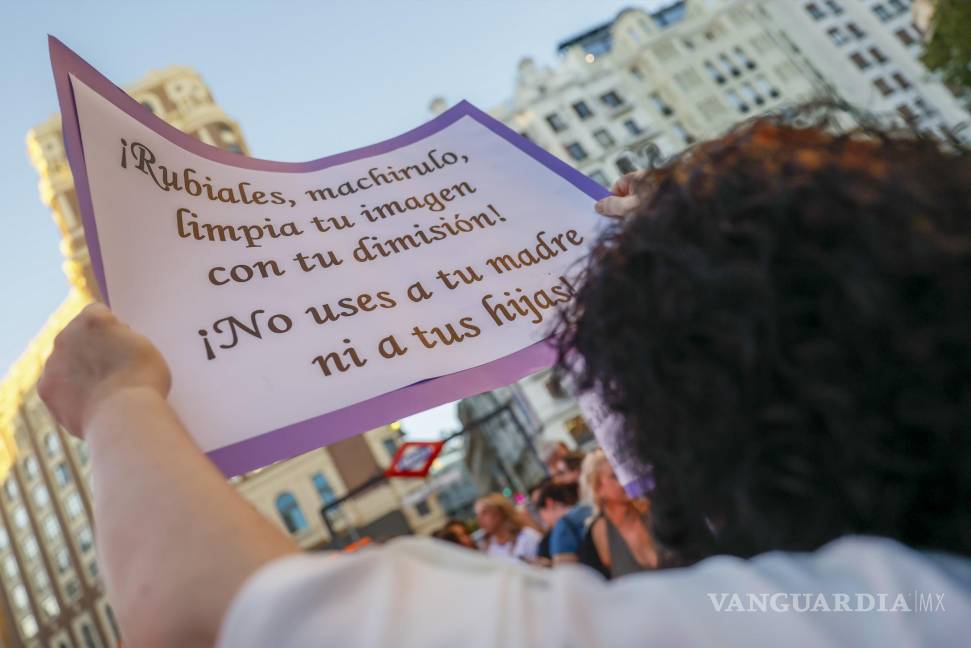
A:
432,443,656,579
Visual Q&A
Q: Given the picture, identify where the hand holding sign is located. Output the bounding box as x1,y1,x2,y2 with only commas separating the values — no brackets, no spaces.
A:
50,38,609,475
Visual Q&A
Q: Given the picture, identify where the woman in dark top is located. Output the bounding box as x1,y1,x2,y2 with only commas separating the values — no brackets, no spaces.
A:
578,450,656,579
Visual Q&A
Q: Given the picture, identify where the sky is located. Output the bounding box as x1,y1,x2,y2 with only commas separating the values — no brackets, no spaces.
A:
0,0,666,438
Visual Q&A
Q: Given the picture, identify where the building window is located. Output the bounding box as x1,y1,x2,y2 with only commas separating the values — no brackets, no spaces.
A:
23,536,39,562
12,584,29,609
4,477,18,501
20,614,38,639
704,60,726,84
3,555,18,578
589,170,609,186
600,91,624,108
566,417,594,447
847,22,866,39
545,112,567,133
673,121,696,144
893,72,912,89
630,65,644,79
895,27,916,46
44,515,61,541
13,506,29,529
824,0,844,15
888,0,907,13
0,526,7,549
45,433,60,457
827,27,849,45
32,566,50,593
55,462,71,487
623,118,643,136
382,437,398,460
914,97,934,116
726,89,750,113
276,492,308,534
874,77,896,96
81,621,103,648
24,456,39,480
650,93,674,116
755,76,781,99
414,499,431,516
850,52,870,70
78,525,94,553
77,443,89,466
869,47,888,64
40,595,59,619
734,46,756,69
873,4,891,22
65,578,80,601
741,82,764,106
56,547,71,573
615,157,637,174
805,3,824,20
105,603,122,643
312,473,337,504
566,142,588,162
593,128,616,148
141,101,155,114
718,53,741,78
572,100,593,120
33,484,49,508
65,492,84,520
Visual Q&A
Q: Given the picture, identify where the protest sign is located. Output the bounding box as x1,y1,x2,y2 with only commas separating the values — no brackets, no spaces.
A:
49,38,611,476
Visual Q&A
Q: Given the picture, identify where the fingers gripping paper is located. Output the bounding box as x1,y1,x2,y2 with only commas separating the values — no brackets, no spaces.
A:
50,38,610,475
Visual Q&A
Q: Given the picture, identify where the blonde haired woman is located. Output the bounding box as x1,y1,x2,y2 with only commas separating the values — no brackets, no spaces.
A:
474,493,543,562
578,451,657,578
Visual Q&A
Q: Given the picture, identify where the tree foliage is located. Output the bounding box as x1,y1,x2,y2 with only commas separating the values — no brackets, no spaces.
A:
922,0,971,93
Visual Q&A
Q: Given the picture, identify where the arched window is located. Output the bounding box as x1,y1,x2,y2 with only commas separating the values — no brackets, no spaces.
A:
276,492,307,534
311,473,336,504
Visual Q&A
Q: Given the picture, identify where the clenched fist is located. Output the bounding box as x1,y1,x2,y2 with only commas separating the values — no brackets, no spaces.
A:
39,303,171,438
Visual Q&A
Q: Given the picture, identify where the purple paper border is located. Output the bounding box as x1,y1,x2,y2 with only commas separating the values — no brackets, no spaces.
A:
49,36,610,476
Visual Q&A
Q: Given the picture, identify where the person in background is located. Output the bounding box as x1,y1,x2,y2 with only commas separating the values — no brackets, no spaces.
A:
577,450,656,579
541,440,571,474
474,493,543,562
551,450,585,485
432,520,477,550
532,481,580,567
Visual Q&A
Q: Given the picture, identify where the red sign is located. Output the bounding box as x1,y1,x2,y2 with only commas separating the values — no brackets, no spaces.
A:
385,441,445,478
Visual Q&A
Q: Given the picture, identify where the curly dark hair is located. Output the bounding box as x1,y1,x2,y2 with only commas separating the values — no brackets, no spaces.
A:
557,119,971,565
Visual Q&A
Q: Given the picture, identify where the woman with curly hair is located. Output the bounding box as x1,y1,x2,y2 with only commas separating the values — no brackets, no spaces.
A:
40,118,971,647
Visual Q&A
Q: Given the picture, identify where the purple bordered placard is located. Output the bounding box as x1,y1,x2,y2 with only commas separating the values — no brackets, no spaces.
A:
48,36,610,477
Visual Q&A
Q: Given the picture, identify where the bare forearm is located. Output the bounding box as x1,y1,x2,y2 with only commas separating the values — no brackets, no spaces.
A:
86,387,299,647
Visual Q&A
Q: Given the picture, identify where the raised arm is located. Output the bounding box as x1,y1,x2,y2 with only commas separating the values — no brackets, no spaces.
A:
39,304,299,648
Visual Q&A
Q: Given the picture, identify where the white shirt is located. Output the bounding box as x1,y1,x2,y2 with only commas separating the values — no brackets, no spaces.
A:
485,526,543,562
218,536,970,648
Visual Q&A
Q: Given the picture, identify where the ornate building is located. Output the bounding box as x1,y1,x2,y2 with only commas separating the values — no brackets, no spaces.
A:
485,1,823,190
1,65,443,648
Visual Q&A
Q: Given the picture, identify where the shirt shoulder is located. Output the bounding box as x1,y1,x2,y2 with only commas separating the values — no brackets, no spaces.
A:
550,506,591,556
218,535,971,648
